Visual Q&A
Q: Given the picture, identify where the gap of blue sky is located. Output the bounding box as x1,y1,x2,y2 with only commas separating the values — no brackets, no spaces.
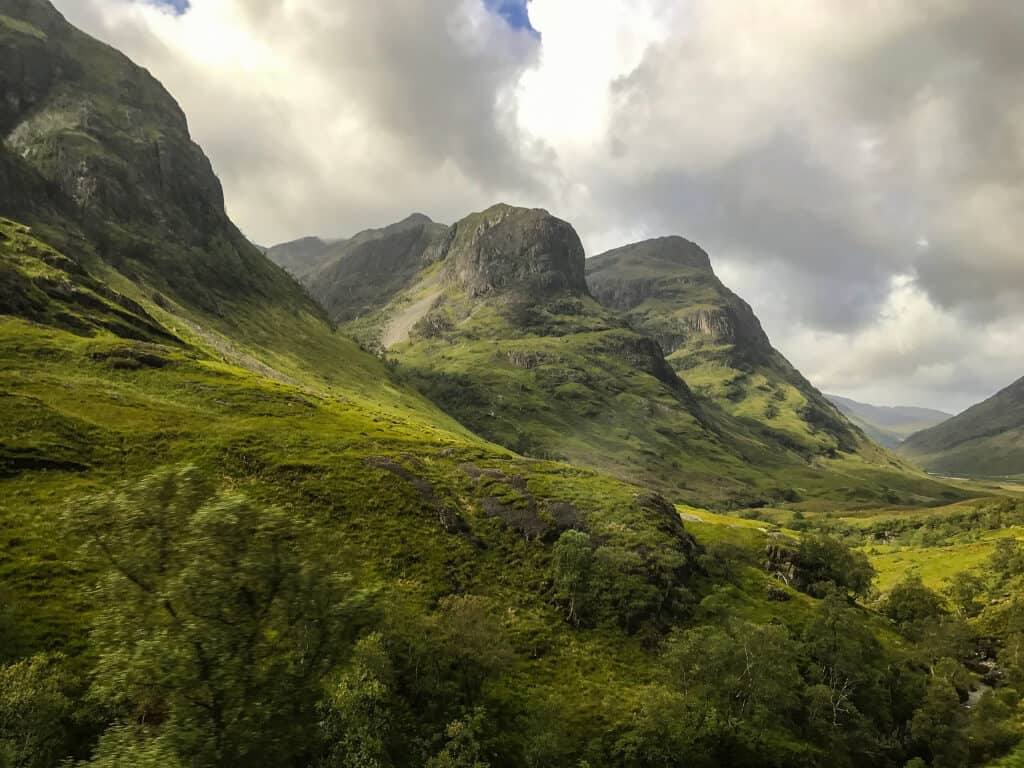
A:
148,1,534,32
152,0,189,13
484,0,538,35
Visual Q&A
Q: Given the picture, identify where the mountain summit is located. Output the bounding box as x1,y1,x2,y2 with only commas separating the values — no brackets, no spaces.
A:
438,204,589,298
586,237,862,459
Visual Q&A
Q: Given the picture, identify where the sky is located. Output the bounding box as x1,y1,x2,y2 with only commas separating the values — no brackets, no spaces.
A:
53,0,1024,414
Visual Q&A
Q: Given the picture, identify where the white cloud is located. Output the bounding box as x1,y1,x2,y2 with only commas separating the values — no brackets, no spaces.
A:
51,0,1024,412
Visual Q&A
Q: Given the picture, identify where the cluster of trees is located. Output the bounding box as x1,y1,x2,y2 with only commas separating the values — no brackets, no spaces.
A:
2,468,1022,767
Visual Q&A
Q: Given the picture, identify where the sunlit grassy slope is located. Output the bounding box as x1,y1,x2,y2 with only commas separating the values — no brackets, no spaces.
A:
343,258,964,511
4,215,930,765
0,218,715,670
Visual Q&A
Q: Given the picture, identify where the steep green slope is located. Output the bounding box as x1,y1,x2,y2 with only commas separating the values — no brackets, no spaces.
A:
901,377,1024,478
328,206,959,509
828,394,951,449
586,237,867,459
0,217,704,756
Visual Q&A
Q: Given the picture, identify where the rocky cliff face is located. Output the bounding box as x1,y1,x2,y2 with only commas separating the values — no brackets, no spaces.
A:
587,237,773,363
1,0,225,233
0,0,313,317
437,204,589,299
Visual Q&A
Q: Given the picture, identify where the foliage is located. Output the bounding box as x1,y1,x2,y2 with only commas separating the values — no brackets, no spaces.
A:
0,654,75,768
320,633,396,768
425,708,491,768
65,466,362,768
795,533,876,597
551,530,594,625
882,574,947,631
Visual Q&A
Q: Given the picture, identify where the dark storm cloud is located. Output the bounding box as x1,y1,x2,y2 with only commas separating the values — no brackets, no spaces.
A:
49,0,1024,409
57,0,543,243
603,0,1024,330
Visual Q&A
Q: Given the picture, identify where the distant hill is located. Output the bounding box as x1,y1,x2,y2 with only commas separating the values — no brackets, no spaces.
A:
900,377,1024,477
264,236,334,278
267,214,448,322
827,395,951,449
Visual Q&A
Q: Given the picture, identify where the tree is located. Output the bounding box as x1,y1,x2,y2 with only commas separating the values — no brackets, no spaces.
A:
795,534,875,597
0,654,74,768
882,574,946,632
320,632,396,768
551,531,593,625
426,708,491,768
909,673,968,768
989,539,1024,583
66,465,360,768
75,726,182,768
662,620,802,760
944,572,985,618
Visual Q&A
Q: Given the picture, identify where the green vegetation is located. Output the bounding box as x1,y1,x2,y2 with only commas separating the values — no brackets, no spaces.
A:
331,211,961,511
901,377,1024,478
2,2,1024,766
586,237,863,459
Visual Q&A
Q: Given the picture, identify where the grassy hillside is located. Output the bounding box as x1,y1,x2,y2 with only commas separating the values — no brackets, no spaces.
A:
2,4,1023,767
327,208,961,511
828,394,951,449
586,238,870,459
900,377,1024,478
4,212,999,768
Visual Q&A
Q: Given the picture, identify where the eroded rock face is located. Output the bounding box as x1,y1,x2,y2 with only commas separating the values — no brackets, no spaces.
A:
586,236,773,360
1,0,227,235
437,204,589,298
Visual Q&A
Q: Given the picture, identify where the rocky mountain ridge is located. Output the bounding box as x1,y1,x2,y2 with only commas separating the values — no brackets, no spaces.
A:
586,236,863,459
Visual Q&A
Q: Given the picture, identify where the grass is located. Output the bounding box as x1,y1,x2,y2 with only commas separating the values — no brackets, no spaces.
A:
867,527,1024,592
0,14,46,40
342,264,965,512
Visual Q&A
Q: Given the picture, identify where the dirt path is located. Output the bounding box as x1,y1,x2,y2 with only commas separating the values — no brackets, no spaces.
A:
381,271,443,349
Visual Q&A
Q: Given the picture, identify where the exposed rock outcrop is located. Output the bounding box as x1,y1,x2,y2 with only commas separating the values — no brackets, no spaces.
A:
437,204,589,298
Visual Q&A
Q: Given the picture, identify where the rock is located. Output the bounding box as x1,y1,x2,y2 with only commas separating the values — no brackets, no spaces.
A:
437,204,589,299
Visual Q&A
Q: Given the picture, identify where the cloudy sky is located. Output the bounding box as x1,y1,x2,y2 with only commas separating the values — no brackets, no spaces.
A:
54,0,1024,414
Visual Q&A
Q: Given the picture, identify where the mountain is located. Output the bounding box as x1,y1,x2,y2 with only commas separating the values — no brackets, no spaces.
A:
314,205,958,508
827,394,951,449
268,214,448,323
347,204,755,502
586,237,865,460
0,5,1003,767
900,376,1024,477
264,235,333,278
0,0,319,339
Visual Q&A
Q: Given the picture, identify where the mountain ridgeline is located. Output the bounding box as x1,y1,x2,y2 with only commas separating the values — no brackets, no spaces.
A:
271,205,959,508
585,237,863,458
828,394,952,449
4,3,1020,768
900,376,1024,478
